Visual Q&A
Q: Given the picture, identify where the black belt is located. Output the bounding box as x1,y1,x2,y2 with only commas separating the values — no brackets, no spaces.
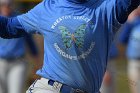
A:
48,79,87,93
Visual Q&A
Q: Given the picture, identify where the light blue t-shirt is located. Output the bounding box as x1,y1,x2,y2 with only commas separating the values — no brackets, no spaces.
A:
120,17,140,59
127,25,140,59
0,35,38,59
0,37,25,58
17,0,123,92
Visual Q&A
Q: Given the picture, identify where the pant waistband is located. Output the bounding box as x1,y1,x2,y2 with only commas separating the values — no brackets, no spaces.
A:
41,78,87,93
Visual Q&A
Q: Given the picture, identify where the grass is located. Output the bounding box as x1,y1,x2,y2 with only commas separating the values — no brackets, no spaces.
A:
116,59,131,93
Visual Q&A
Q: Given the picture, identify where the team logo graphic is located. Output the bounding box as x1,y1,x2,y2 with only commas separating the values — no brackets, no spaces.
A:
59,24,86,49
53,16,96,60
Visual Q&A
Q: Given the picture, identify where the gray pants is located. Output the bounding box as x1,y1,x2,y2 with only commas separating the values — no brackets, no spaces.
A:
0,58,28,93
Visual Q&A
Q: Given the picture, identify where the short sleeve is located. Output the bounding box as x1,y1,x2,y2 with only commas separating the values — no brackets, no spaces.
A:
17,2,43,34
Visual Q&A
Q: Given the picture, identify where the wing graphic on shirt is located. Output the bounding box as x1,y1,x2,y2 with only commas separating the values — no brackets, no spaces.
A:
59,24,86,49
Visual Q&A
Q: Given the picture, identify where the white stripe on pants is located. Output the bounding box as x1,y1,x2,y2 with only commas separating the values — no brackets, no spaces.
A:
0,58,28,93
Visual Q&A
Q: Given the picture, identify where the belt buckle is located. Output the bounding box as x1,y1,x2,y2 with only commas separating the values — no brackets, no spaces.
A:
75,89,85,93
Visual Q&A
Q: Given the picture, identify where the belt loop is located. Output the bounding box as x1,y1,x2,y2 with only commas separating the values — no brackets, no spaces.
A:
53,81,63,92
